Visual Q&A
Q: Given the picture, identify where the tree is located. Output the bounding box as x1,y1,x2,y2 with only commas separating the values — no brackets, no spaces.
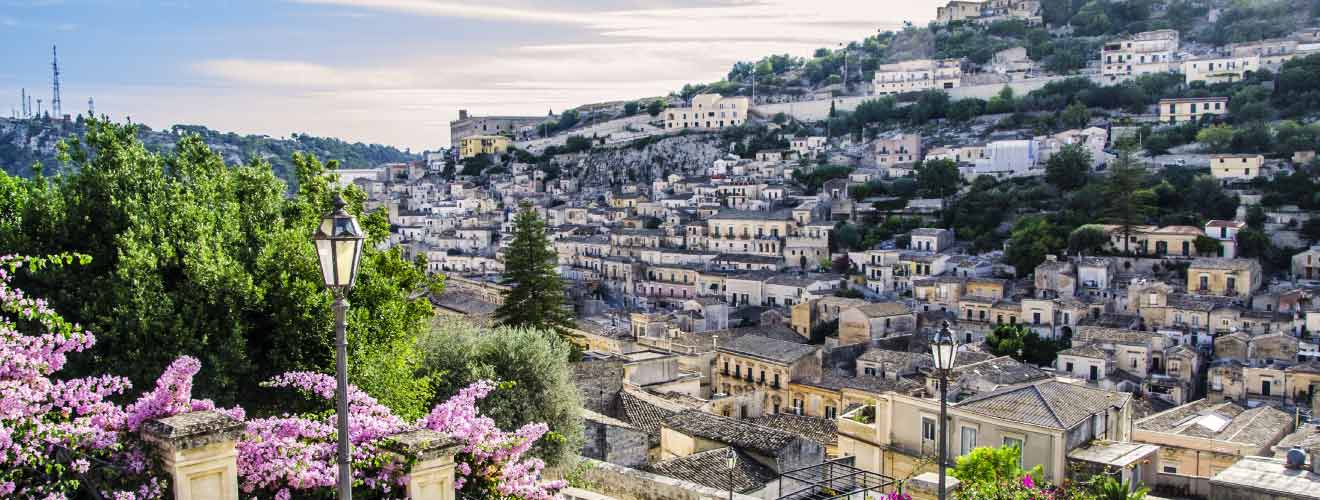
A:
1302,217,1320,243
496,203,574,335
952,443,1042,486
831,254,853,274
916,158,961,198
1068,225,1108,255
1194,235,1224,257
1091,475,1149,500
1061,101,1091,129
1,119,438,416
1247,205,1267,230
1237,228,1271,258
418,317,584,466
986,86,1017,114
1005,216,1064,276
1103,148,1154,253
1197,124,1236,153
1045,143,1092,191
623,101,639,116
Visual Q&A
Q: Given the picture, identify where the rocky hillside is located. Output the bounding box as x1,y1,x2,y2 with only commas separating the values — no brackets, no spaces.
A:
552,134,729,189
0,117,418,180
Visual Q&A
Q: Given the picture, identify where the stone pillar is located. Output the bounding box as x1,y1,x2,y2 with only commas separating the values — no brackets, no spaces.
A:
141,410,245,500
384,429,462,500
906,471,960,500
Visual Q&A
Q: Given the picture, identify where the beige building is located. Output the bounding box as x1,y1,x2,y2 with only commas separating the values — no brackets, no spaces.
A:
1101,30,1179,82
837,381,1138,485
458,134,511,159
448,109,544,148
1294,246,1320,280
713,335,821,417
874,133,924,176
1158,97,1228,124
664,93,749,131
872,59,963,95
1211,154,1265,181
1134,399,1293,482
837,302,917,346
910,228,954,253
1182,55,1260,85
1187,258,1262,298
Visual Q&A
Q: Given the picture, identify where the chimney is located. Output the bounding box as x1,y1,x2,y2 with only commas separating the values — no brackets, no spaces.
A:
458,109,469,120
1046,254,1058,262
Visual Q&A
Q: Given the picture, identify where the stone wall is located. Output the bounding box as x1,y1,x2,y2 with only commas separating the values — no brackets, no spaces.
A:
582,416,649,468
570,459,764,500
574,359,625,415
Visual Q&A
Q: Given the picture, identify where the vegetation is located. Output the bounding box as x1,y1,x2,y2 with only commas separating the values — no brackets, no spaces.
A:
0,116,417,181
0,119,438,416
418,318,584,466
496,203,575,335
986,324,1069,366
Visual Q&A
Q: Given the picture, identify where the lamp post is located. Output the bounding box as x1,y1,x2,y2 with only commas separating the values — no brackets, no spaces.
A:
313,194,366,500
726,447,737,500
931,321,959,500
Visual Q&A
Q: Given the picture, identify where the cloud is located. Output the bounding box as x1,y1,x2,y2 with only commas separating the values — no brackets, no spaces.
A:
0,17,17,27
289,0,606,24
193,59,424,90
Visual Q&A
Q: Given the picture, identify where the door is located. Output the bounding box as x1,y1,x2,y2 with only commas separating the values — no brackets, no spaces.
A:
1090,366,1099,381
1262,380,1272,397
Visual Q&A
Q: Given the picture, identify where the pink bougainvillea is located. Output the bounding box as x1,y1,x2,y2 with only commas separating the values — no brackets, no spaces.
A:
1,254,565,499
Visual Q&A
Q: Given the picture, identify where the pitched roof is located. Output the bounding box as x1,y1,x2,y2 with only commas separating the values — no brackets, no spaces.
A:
956,380,1131,430
618,389,691,439
854,302,914,317
1135,399,1293,447
646,448,777,494
1059,343,1108,359
718,334,818,365
950,355,1050,386
1074,326,1158,346
661,410,802,455
796,372,925,396
750,414,838,447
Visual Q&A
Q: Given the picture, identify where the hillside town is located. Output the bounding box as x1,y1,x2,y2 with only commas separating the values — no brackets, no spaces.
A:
323,1,1320,498
10,1,1320,500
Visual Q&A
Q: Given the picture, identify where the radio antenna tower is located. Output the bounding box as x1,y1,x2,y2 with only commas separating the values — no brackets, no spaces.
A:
51,45,62,118
20,88,26,118
88,97,94,117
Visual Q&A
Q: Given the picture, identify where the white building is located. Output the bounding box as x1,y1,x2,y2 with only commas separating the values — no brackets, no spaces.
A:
871,59,963,95
1181,55,1260,85
1100,30,1179,82
664,94,750,130
971,139,1039,179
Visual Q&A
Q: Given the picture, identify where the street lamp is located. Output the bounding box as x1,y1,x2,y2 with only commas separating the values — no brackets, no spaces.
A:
313,194,366,499
726,447,737,500
931,321,959,500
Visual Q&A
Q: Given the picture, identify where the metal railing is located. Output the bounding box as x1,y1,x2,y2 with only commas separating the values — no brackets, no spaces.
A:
776,457,895,500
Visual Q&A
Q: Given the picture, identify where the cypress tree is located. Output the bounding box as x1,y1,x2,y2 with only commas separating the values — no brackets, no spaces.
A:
495,203,574,334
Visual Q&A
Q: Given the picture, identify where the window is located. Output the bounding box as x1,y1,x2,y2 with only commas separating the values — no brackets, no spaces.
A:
1002,437,1024,466
864,367,876,376
922,417,937,442
793,399,804,414
734,365,741,378
826,406,837,419
1163,466,1178,474
1066,362,1075,373
960,427,977,456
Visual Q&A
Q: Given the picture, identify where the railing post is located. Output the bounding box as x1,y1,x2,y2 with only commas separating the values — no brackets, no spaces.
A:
141,410,245,500
384,429,462,500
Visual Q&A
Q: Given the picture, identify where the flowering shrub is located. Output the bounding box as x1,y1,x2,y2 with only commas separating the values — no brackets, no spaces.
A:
0,254,565,499
0,254,227,499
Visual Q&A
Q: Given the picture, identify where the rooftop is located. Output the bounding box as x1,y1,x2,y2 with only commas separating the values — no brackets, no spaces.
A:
956,380,1131,430
662,410,801,455
750,413,838,448
718,334,818,365
1135,399,1292,446
1210,456,1320,500
646,447,777,494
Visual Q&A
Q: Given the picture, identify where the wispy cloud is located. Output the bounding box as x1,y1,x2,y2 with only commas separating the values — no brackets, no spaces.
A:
290,0,606,24
193,59,424,90
0,17,17,28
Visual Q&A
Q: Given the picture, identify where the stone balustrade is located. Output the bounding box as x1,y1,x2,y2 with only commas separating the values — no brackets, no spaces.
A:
143,411,461,500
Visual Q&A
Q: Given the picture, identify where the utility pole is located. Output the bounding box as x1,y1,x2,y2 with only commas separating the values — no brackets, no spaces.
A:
88,97,94,117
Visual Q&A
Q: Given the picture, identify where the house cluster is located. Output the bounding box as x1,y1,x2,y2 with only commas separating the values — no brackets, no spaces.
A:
1103,28,1320,85
862,126,1108,181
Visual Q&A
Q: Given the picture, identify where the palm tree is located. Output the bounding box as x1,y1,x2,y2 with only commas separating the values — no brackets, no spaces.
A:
1091,475,1148,500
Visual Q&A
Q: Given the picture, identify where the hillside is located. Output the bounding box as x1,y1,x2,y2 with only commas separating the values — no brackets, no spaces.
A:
0,117,418,180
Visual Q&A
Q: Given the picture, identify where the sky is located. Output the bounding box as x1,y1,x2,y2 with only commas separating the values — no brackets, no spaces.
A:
1,0,945,152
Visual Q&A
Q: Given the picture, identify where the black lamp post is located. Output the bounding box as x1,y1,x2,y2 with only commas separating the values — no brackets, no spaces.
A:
931,321,959,500
312,194,366,499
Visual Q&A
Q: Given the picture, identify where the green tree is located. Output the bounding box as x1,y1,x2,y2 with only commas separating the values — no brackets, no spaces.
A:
1045,143,1092,191
1103,149,1154,253
1005,216,1065,276
623,101,639,116
1090,475,1148,500
1237,228,1271,258
496,203,574,335
1194,235,1224,257
1060,101,1091,129
1247,205,1267,230
418,317,584,466
1302,217,1320,243
952,443,1042,486
1197,124,1236,153
916,158,961,198
1,119,438,416
1068,225,1108,255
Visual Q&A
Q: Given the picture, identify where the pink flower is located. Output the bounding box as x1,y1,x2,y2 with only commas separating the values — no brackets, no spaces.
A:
1022,474,1036,489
